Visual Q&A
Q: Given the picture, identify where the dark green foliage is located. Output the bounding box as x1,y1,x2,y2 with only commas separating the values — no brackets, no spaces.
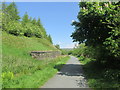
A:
2,2,7,12
36,18,41,26
71,2,120,63
55,44,60,49
2,2,20,31
2,2,53,43
48,35,53,44
79,56,120,88
5,2,20,21
31,18,37,25
22,12,30,25
70,44,120,88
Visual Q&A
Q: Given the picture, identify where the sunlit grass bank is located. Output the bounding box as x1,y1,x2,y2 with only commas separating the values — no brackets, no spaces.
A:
2,32,70,88
2,56,69,88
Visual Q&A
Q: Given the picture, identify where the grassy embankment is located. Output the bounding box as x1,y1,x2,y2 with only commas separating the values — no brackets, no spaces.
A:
78,56,120,89
2,32,70,88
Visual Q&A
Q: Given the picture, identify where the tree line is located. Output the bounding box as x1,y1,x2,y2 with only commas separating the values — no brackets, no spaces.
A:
2,2,53,43
71,2,120,67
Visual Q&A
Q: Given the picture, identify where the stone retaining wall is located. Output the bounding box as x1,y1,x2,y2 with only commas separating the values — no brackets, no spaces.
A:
30,51,61,60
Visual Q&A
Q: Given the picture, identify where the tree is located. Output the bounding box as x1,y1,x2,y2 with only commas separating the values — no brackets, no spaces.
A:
2,2,20,31
36,17,41,26
2,2,9,30
48,34,53,44
22,12,30,25
31,18,37,25
2,2,7,13
29,17,32,22
71,2,120,62
5,2,20,21
2,2,52,40
2,2,7,30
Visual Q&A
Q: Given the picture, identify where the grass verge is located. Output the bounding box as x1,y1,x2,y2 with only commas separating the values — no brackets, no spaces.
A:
2,56,70,88
78,56,120,89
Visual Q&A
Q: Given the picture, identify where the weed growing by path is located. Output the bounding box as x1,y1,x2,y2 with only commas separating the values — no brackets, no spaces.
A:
79,56,120,89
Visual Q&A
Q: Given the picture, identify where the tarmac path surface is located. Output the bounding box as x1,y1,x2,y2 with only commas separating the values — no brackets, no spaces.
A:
41,56,89,88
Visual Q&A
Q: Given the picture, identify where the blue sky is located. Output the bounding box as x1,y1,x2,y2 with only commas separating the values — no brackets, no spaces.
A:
10,2,80,48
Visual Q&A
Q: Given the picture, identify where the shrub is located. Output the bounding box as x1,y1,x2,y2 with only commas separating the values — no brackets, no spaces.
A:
2,72,14,80
33,25,42,38
23,23,34,37
4,21,24,36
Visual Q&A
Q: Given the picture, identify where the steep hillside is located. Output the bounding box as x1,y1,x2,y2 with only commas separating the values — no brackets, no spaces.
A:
2,32,69,88
3,31,56,56
2,31,57,77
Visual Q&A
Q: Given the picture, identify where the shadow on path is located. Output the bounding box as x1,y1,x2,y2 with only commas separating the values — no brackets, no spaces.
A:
54,64,84,76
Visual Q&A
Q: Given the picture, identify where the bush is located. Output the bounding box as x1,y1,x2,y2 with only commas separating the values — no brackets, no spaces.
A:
23,23,35,37
4,21,24,36
2,72,14,81
33,25,42,38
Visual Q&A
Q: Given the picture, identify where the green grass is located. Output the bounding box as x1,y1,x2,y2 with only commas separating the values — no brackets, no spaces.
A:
78,56,120,89
0,30,2,89
2,32,70,88
2,31,57,55
2,56,69,88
